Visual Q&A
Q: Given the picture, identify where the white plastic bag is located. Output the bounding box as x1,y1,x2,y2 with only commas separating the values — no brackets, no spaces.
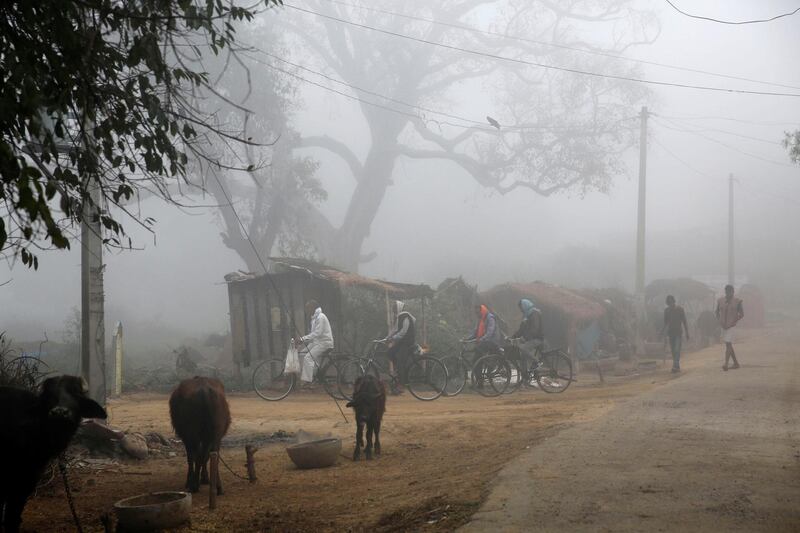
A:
284,344,300,374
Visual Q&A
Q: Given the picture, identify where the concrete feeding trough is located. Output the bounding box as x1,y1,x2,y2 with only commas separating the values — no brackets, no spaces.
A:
114,491,191,532
286,438,342,469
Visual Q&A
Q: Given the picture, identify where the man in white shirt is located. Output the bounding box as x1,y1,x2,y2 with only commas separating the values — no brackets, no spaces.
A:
298,300,334,383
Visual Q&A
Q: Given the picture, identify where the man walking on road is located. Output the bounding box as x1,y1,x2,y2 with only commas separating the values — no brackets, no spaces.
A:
716,284,744,371
662,295,689,373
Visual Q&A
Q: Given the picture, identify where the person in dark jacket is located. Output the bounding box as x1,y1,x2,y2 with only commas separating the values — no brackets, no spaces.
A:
384,301,416,393
661,295,689,373
465,304,502,358
512,298,544,358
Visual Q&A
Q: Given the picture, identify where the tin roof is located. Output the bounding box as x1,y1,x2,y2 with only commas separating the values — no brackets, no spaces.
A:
225,257,433,299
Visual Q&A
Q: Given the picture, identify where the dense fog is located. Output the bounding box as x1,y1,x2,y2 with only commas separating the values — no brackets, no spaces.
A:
2,0,798,353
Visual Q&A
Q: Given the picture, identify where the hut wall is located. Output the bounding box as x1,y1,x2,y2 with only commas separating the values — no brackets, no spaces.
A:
227,272,344,368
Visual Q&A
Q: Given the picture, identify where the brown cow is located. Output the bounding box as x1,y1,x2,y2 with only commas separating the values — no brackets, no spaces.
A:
169,377,231,493
346,374,386,461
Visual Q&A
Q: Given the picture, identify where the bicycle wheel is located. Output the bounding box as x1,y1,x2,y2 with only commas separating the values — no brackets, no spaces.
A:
337,358,366,401
319,360,344,400
252,358,295,401
406,357,447,401
440,355,467,396
505,358,523,394
471,354,511,397
536,350,573,393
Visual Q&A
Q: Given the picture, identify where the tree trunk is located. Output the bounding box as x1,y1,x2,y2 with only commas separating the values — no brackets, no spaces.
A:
327,128,401,271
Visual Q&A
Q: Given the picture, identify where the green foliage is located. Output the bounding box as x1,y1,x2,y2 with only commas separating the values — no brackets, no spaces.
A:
0,0,281,266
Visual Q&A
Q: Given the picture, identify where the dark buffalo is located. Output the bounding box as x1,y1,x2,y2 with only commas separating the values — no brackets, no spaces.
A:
346,374,386,461
0,375,107,533
169,377,231,493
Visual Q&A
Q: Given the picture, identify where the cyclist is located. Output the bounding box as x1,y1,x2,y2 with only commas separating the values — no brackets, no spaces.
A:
464,304,502,359
383,301,416,394
510,298,545,359
297,300,334,386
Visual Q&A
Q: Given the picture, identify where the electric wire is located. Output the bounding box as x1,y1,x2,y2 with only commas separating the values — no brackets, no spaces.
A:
651,117,795,168
240,44,638,133
651,135,716,179
282,3,800,98
664,0,800,25
658,114,800,127
316,0,800,91
654,116,782,146
209,169,349,421
652,134,800,208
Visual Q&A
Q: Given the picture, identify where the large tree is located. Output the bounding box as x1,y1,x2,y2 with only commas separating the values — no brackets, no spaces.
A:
212,0,657,272
0,0,280,267
785,130,800,164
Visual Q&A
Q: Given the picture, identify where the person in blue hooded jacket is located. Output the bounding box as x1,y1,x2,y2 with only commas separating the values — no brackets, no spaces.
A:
512,298,544,357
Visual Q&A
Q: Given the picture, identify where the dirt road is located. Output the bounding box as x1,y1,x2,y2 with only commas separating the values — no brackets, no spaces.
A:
22,357,660,532
22,327,797,532
462,326,800,532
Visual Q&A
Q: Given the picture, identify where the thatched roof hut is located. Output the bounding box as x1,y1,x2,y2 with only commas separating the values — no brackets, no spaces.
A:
481,282,606,359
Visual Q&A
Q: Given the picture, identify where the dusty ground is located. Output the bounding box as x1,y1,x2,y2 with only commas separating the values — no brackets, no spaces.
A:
23,346,717,532
463,324,800,532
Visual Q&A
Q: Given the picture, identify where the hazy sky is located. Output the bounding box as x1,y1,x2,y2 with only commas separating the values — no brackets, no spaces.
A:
2,0,799,342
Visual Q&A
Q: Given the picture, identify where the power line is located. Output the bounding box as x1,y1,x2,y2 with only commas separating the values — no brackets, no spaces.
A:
651,135,716,179
651,117,795,168
244,52,477,127
208,169,349,420
659,114,800,127
655,116,782,146
242,47,486,129
282,3,800,98
241,46,638,134
665,0,800,25
316,0,800,91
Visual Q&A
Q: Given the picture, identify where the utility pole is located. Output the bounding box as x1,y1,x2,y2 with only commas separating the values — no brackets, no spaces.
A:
81,177,107,404
728,173,735,285
635,106,649,294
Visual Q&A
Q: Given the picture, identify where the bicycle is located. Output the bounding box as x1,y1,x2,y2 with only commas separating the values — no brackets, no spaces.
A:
470,348,514,397
338,340,448,401
439,340,480,396
500,338,574,394
252,345,348,401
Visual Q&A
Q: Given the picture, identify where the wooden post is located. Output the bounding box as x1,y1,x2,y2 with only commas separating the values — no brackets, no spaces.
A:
245,445,258,483
594,352,605,384
209,452,219,510
114,321,123,396
421,297,427,347
385,289,392,332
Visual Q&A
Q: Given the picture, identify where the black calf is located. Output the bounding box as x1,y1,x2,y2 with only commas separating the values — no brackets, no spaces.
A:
346,375,386,461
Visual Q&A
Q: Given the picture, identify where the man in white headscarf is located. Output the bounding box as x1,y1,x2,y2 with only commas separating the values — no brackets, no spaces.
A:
384,301,416,392
298,300,334,384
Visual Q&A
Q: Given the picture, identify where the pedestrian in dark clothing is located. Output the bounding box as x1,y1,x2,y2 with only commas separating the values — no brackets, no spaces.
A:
512,298,544,359
662,295,689,373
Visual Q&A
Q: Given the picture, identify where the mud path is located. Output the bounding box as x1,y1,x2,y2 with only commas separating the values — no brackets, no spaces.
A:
22,348,721,532
463,326,800,532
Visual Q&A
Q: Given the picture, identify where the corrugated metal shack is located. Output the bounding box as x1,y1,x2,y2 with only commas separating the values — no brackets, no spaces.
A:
225,258,433,368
